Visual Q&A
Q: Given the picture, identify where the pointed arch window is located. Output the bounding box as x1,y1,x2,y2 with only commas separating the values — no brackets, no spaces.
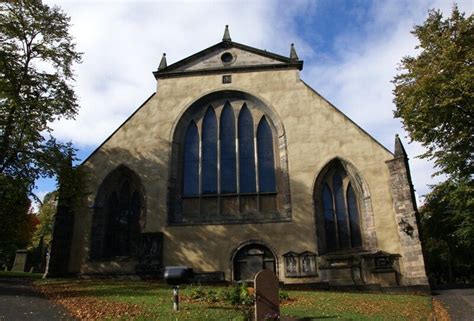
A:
238,105,256,193
183,122,199,197
257,117,276,193
220,103,237,193
321,167,362,251
175,96,287,223
202,107,217,194
91,166,144,260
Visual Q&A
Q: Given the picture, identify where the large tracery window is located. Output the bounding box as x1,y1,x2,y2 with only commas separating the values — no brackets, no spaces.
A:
170,91,291,224
321,166,362,251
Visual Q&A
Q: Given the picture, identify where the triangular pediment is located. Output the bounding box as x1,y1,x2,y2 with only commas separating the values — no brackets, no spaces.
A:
154,41,303,79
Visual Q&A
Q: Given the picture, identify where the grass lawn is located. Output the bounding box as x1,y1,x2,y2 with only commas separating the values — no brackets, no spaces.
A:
34,279,433,321
0,271,44,279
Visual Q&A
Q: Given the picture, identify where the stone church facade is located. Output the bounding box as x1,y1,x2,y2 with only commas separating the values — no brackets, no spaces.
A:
62,27,428,289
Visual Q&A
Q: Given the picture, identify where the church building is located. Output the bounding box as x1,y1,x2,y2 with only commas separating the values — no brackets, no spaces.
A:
58,26,428,289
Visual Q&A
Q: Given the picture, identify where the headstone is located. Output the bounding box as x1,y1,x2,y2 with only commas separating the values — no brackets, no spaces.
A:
12,249,28,272
254,270,280,321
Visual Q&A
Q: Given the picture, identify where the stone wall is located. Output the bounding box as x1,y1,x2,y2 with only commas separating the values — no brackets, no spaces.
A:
386,136,428,285
69,66,409,284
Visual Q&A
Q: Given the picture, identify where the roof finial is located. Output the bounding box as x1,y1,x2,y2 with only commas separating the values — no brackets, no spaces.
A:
158,53,167,70
290,43,299,60
394,134,408,158
222,25,231,42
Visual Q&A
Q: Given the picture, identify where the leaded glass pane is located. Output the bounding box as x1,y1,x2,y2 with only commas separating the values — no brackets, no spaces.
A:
202,108,218,194
183,122,199,196
257,117,276,192
347,184,362,247
238,105,256,193
333,173,350,248
220,103,237,193
323,183,337,249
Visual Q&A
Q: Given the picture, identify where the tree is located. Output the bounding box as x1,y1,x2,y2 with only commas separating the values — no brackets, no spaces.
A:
393,6,473,179
0,175,32,269
31,191,57,248
0,0,82,192
419,178,473,284
393,6,473,285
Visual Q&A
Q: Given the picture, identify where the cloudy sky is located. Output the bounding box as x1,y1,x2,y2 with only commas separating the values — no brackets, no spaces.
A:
36,0,472,206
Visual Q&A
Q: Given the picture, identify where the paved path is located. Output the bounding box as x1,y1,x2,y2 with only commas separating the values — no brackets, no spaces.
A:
433,288,474,321
0,277,74,321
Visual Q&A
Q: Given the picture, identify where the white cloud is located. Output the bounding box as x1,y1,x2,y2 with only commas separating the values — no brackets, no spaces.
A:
46,0,310,147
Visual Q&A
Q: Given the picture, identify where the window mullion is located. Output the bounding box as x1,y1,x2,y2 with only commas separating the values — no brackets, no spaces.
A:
344,181,353,248
254,123,260,211
198,121,202,212
330,179,340,249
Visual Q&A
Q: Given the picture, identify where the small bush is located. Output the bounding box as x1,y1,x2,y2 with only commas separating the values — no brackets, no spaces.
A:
279,290,289,301
206,289,219,303
190,286,206,301
229,283,254,306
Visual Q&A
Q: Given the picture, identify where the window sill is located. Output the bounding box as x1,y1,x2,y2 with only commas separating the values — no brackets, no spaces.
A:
321,248,369,257
167,216,292,227
89,256,137,262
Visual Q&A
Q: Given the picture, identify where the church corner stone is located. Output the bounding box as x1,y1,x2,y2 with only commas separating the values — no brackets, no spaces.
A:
386,137,428,286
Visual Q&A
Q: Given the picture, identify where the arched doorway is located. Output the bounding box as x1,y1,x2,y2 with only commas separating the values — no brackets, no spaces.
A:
233,243,276,281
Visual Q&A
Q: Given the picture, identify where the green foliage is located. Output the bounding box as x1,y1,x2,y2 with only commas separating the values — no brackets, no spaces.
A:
229,283,254,306
279,290,290,301
30,191,57,248
0,176,33,269
392,6,473,179
420,178,474,284
0,0,82,190
393,5,474,285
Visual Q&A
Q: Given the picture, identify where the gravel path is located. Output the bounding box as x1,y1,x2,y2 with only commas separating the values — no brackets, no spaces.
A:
433,288,474,321
0,277,74,321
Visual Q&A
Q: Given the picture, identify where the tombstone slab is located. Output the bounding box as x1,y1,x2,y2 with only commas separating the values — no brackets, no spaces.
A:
12,250,28,272
254,269,280,321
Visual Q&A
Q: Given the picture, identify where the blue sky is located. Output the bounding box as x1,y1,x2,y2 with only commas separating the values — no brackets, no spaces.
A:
35,0,472,208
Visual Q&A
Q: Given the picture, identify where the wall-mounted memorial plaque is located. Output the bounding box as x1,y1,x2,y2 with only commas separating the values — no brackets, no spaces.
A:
282,251,299,277
299,251,317,276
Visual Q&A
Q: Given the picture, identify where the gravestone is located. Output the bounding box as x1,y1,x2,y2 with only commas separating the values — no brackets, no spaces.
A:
254,270,280,321
12,249,28,272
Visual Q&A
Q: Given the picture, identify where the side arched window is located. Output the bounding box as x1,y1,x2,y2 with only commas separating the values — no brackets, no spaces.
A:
91,166,144,260
321,167,362,251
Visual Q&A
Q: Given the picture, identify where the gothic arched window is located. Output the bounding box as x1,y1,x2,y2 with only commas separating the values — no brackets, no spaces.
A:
91,166,144,260
220,103,237,193
320,166,362,251
183,122,199,197
171,91,291,224
257,117,276,193
202,107,218,194
238,104,256,193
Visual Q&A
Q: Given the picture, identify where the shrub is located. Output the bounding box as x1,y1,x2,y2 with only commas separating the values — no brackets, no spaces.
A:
279,290,289,301
229,283,254,306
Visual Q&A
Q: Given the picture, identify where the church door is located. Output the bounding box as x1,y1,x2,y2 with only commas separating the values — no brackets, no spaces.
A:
234,244,276,281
